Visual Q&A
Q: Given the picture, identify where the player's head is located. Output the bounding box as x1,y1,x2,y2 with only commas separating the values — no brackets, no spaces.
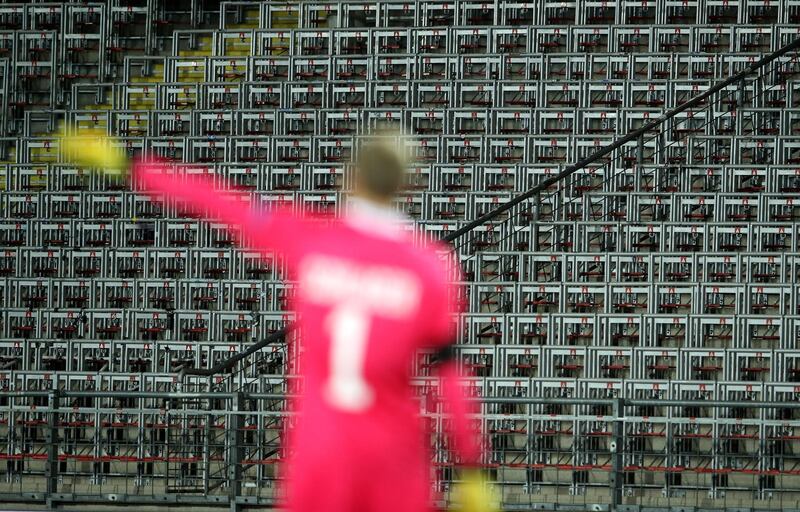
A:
353,131,408,205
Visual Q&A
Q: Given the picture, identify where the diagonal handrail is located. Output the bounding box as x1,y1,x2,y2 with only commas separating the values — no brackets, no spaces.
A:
182,36,800,380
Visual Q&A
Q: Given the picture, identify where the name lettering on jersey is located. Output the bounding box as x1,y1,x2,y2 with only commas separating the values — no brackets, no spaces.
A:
299,255,421,317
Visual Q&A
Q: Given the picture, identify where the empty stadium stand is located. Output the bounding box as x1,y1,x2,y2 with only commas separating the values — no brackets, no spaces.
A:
1,0,800,510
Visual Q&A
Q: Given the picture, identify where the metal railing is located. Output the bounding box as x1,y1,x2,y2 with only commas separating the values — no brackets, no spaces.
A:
3,391,800,511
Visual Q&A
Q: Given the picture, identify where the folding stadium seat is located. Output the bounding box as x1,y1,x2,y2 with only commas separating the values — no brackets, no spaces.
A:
4,191,41,220
270,135,309,163
582,110,621,136
697,254,739,284
543,346,587,378
496,82,536,110
743,254,784,285
132,309,171,342
287,81,326,110
419,1,458,26
490,110,530,137
13,31,57,106
531,26,569,55
291,56,331,82
238,250,280,281
398,164,431,193
484,136,525,166
298,192,340,218
589,347,633,379
449,30,488,59
738,136,777,165
12,278,50,310
701,0,747,23
564,284,606,314
67,248,104,279
570,26,611,53
149,135,188,163
330,82,366,109
395,191,425,220
532,136,571,165
459,313,509,345
679,348,727,380
608,254,650,283
665,223,708,252
267,281,293,313
184,280,222,311
688,27,730,57
372,28,410,55
306,163,346,192
475,166,518,194
630,347,677,380
210,57,249,85
109,110,149,139
141,278,179,311
6,308,38,340
44,309,88,341
756,224,797,252
535,109,574,136
428,191,468,221
313,136,354,165
96,278,135,309
149,248,188,280
700,283,745,315
734,25,774,54
408,136,444,164
730,349,774,382
252,29,291,58
399,109,439,137
162,220,200,248
248,57,289,84
448,109,488,135
775,166,800,194
658,0,699,23
203,222,235,250
620,0,659,23
201,84,242,112
431,164,477,194
224,280,267,311
489,27,529,55
292,30,330,57
598,313,643,349
692,313,738,349
242,82,283,109
607,284,650,315
780,136,800,165
631,53,671,81
543,81,581,109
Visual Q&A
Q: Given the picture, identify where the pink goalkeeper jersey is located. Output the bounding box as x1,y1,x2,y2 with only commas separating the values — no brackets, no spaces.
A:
133,160,481,512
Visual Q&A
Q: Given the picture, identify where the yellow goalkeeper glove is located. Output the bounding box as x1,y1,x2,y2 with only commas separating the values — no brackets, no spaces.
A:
58,126,129,176
452,468,500,512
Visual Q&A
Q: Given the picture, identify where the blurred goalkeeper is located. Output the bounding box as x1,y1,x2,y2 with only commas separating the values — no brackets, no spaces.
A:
61,128,498,512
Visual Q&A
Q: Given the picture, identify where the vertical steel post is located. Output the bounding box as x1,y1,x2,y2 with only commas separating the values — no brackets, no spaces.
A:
45,390,60,510
610,398,624,512
227,392,244,512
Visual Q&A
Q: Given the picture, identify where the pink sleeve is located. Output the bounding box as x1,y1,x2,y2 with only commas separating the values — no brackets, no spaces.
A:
438,361,482,466
426,249,482,466
132,158,303,259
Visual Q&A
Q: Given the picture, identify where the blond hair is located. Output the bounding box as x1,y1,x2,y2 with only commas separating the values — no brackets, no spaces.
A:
354,133,409,200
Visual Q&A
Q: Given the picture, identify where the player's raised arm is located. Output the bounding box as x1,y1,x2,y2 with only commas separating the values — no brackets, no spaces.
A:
60,127,301,257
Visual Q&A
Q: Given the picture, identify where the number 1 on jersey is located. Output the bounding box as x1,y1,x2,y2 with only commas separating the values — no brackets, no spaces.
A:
324,305,374,412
